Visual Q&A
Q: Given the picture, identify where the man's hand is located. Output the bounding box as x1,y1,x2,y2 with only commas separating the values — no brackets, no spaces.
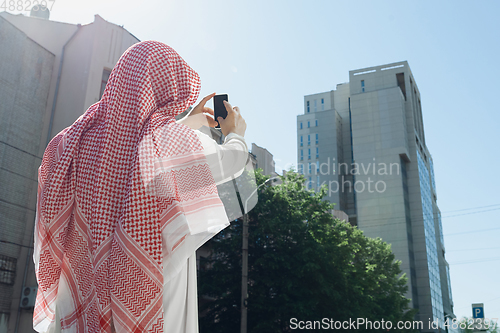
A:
218,100,246,137
177,93,218,130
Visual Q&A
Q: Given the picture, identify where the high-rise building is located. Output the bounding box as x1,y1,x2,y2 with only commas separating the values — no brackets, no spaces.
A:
297,61,454,332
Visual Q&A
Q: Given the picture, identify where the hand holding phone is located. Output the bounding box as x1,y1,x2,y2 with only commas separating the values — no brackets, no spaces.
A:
215,98,246,137
177,92,217,130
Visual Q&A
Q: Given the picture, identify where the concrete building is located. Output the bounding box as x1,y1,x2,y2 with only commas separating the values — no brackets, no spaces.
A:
251,143,277,177
297,61,455,332
0,11,139,332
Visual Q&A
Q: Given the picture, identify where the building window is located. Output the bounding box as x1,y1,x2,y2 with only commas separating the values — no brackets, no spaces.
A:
299,164,303,174
300,122,303,129
99,69,112,100
315,120,318,127
316,161,319,173
361,80,365,93
307,101,310,113
308,177,312,189
300,149,303,161
307,134,311,145
314,99,317,112
317,175,320,188
308,163,312,174
308,148,311,160
300,136,303,147
446,265,453,303
416,149,445,326
307,121,310,128
315,133,319,144
321,98,324,111
396,72,407,100
0,255,17,285
316,147,319,159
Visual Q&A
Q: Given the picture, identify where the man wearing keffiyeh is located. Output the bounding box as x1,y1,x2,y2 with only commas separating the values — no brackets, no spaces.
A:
33,40,251,333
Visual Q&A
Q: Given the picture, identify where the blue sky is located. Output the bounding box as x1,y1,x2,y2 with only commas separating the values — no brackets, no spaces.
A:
17,0,500,322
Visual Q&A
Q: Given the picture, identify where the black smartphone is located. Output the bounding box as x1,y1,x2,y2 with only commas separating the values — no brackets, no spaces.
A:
213,94,228,128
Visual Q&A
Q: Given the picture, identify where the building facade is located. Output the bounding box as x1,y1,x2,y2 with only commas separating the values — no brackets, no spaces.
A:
297,61,454,332
0,11,139,332
251,143,277,177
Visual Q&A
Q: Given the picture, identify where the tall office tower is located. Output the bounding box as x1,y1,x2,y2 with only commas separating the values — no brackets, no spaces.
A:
297,61,454,332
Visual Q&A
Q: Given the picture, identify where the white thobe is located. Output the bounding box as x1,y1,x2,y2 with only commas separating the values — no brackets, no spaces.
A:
162,130,248,333
47,130,248,333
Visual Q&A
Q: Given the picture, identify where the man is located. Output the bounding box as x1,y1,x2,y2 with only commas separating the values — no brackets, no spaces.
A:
34,40,250,333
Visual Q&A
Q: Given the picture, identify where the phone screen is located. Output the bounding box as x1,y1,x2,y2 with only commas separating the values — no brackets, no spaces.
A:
214,94,228,128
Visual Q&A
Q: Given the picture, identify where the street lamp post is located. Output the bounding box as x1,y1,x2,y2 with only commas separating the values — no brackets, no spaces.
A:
241,176,279,333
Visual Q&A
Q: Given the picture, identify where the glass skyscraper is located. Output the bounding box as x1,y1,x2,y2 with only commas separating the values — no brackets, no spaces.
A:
297,61,455,332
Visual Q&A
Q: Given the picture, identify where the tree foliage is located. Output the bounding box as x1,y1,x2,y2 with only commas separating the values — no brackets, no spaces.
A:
198,169,417,332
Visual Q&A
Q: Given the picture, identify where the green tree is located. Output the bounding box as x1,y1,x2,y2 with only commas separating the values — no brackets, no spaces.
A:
198,169,417,332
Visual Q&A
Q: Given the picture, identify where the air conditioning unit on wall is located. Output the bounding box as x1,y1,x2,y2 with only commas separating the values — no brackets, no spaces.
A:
20,286,38,309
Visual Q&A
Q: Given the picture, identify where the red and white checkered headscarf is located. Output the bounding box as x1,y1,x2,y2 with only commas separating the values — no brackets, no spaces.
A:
33,41,227,332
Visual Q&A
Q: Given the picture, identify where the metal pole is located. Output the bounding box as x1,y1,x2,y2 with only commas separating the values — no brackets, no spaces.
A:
240,212,249,333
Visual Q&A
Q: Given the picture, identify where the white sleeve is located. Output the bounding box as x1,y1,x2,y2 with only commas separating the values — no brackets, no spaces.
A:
194,130,248,185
